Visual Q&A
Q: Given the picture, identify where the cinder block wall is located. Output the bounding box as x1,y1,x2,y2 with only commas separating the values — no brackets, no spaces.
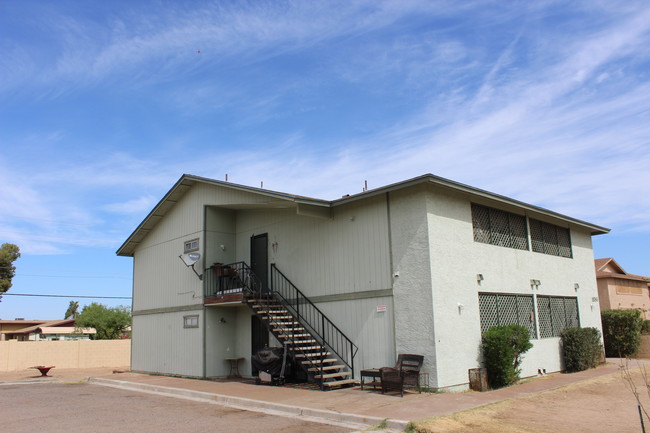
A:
0,340,130,371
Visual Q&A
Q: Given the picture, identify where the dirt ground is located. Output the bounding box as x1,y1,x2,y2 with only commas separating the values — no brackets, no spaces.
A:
413,363,650,433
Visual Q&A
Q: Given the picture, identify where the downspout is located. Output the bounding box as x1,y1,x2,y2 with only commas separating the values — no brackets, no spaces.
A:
386,192,398,359
202,205,207,378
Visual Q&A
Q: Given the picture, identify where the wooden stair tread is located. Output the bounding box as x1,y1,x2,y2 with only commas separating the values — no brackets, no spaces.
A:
301,358,338,365
314,371,352,380
294,352,331,358
307,365,344,372
322,379,359,388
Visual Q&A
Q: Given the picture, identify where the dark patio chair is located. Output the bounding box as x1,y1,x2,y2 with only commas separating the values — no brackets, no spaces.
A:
379,354,424,397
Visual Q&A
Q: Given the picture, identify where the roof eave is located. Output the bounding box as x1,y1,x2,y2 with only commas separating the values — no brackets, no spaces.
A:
331,174,610,235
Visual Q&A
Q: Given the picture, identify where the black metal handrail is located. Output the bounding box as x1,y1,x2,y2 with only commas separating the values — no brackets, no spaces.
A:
204,261,263,298
270,264,358,377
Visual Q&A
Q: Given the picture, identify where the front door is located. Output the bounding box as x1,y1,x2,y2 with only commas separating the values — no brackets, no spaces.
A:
250,233,268,291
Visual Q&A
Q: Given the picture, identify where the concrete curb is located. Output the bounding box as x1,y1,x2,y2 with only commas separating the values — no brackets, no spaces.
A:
89,377,410,432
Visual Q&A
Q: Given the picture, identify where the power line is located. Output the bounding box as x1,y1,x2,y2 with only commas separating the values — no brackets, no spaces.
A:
2,293,131,299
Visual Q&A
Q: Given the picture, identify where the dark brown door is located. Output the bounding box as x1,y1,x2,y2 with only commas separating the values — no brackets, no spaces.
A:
250,233,268,291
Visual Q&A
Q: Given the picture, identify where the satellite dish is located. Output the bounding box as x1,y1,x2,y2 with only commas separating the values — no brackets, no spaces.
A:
180,252,201,267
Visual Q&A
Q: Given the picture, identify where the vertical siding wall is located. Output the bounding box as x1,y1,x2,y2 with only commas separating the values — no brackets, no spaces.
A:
131,183,278,377
131,312,203,377
233,193,396,374
425,185,603,389
235,194,392,298
205,306,252,377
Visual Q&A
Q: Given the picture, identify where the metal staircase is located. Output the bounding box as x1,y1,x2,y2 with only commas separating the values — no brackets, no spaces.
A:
226,262,358,390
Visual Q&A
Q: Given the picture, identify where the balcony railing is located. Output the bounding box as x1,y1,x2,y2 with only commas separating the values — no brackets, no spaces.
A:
204,261,263,299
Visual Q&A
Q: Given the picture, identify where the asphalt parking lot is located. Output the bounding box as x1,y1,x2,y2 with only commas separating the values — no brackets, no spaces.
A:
0,382,353,433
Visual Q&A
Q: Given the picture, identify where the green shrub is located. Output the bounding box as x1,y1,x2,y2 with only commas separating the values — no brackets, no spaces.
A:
560,327,603,372
641,320,650,335
482,324,533,388
601,309,643,357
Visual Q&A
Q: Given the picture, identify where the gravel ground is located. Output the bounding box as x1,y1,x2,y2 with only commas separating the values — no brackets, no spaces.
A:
0,382,354,433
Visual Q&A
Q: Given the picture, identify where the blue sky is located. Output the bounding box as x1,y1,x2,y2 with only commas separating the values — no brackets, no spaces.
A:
1,0,649,320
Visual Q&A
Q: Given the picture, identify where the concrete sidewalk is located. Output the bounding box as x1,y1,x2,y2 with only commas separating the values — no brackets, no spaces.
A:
0,360,634,432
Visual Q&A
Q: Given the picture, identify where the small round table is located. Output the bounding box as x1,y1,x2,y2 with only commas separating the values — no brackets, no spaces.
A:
224,357,244,378
32,366,55,377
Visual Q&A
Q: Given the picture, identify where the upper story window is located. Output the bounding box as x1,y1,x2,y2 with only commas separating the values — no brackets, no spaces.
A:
184,238,199,253
471,204,529,251
529,219,572,258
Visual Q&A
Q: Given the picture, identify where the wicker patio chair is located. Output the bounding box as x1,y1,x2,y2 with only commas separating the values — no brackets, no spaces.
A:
379,354,424,397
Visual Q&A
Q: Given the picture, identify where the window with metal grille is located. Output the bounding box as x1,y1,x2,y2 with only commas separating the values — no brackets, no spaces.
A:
471,204,529,251
536,296,579,338
529,219,572,258
479,293,536,338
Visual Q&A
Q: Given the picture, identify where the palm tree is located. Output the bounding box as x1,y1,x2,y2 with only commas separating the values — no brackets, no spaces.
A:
65,300,79,319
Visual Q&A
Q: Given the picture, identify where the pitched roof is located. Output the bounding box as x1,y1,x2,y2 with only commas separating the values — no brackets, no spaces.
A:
6,319,76,335
117,173,610,257
595,258,650,283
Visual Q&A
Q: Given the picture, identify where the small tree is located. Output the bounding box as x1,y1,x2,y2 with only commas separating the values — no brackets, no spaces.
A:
482,324,533,388
601,309,643,357
65,301,80,319
561,327,603,372
0,243,20,301
75,303,131,340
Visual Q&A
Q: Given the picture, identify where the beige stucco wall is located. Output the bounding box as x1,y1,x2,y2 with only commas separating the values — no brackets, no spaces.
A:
597,278,650,319
0,339,130,371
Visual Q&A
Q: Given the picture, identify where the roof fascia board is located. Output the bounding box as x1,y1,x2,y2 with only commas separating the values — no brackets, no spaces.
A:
116,174,330,256
296,202,332,219
331,174,609,235
184,174,329,206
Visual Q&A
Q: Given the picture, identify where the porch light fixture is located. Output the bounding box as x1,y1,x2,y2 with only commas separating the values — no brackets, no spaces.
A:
574,283,580,291
179,252,203,280
530,279,541,289
477,274,484,284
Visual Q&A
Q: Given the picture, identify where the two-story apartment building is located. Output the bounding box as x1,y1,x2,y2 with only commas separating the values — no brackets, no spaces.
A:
118,173,608,391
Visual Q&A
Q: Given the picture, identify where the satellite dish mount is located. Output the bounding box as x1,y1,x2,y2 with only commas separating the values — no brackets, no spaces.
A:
179,252,203,280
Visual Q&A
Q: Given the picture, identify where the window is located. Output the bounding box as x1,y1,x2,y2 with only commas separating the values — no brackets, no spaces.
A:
537,296,579,338
529,219,572,258
471,204,529,251
183,315,199,328
479,293,536,338
184,238,199,253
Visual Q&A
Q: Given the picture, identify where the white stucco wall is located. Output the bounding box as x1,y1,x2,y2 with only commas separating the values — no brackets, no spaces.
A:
388,185,438,382
423,186,603,390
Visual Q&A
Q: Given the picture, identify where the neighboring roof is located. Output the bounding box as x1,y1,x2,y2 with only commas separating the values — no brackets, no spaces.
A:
595,258,650,283
0,320,44,325
6,319,76,335
117,173,611,257
38,327,96,335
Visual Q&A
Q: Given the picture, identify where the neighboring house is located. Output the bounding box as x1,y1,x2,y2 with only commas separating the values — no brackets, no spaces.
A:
595,258,650,319
118,173,609,391
0,320,43,341
0,319,96,341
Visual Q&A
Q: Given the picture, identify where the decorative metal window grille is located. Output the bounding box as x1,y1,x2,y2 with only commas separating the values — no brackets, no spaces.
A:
471,204,529,251
537,296,579,338
529,219,572,258
479,293,536,338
